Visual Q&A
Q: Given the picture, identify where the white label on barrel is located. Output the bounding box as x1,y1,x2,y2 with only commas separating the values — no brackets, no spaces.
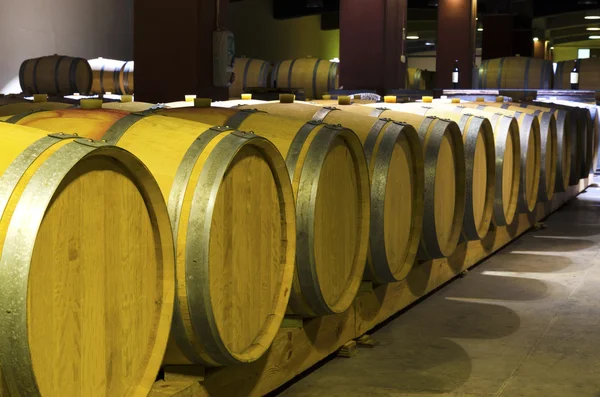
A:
452,72,459,83
571,72,579,84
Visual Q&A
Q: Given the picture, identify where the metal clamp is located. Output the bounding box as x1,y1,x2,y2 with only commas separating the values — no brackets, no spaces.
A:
74,138,111,148
47,132,79,139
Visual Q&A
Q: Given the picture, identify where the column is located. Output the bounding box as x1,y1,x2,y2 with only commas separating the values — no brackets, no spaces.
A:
340,0,407,93
134,0,229,103
436,0,477,89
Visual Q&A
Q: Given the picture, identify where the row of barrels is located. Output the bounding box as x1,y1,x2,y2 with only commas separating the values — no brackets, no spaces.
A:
232,57,433,99
19,55,134,96
477,56,600,94
0,95,594,396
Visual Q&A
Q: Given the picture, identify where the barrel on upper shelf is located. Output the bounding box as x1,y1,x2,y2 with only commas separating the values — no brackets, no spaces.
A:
554,59,600,94
88,58,134,95
19,55,93,95
271,58,339,100
406,68,436,90
477,57,553,89
0,122,175,397
3,104,297,367
230,58,271,98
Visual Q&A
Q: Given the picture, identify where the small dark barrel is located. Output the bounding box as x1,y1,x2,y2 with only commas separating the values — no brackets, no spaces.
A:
555,59,600,92
477,57,553,89
271,58,339,100
19,55,92,95
230,58,271,98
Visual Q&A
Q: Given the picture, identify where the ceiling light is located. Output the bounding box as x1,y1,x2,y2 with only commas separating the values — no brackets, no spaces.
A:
585,15,600,19
587,27,600,30
477,27,483,32
407,35,420,40
533,37,539,42
551,46,555,49
590,35,600,39
425,42,435,46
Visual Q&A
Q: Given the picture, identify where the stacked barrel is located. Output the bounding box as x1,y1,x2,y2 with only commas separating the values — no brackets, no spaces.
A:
0,90,594,396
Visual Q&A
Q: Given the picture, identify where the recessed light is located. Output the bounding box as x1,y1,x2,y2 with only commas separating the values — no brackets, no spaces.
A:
477,28,483,32
587,27,600,30
425,42,435,46
533,37,539,42
585,15,600,19
590,35,600,39
407,35,420,40
551,46,555,50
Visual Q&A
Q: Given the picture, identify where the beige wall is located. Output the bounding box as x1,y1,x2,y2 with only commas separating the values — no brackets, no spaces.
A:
552,47,579,62
230,0,339,61
0,0,133,93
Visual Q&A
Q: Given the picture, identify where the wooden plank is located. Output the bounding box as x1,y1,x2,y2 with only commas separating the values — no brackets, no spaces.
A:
164,366,205,383
149,380,206,397
201,309,355,397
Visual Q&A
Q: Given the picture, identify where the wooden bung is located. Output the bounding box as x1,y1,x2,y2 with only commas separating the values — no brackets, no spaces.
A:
1,107,296,367
0,123,174,397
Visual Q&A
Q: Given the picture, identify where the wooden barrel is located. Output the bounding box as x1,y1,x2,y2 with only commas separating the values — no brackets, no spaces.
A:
230,58,271,98
88,58,134,95
5,107,297,366
530,102,593,181
286,102,466,259
435,103,542,214
0,123,174,397
19,55,93,95
555,58,600,91
221,101,424,283
407,68,426,90
398,102,522,227
157,105,370,316
538,99,598,178
477,57,553,89
271,58,339,100
467,102,558,202
501,103,571,192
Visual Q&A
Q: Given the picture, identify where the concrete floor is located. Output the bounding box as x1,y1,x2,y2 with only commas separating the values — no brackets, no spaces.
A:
277,186,600,397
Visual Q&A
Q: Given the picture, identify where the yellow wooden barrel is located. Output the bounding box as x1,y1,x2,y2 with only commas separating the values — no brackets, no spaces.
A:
498,103,571,192
157,105,370,317
466,102,558,202
219,101,424,283
295,102,466,259
526,102,592,181
0,123,175,397
4,107,297,366
271,58,339,100
19,55,93,95
555,59,600,91
398,102,522,227
88,58,134,95
407,68,426,90
477,57,553,89
382,102,496,235
230,58,271,98
438,103,542,213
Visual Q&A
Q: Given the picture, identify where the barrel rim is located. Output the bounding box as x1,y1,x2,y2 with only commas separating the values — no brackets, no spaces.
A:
178,131,296,365
419,118,466,259
293,125,370,316
369,121,424,282
459,115,496,240
0,141,175,397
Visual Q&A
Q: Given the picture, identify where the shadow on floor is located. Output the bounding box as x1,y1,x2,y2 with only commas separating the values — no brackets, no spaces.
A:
509,235,596,252
484,252,574,273
447,274,553,301
393,298,521,340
